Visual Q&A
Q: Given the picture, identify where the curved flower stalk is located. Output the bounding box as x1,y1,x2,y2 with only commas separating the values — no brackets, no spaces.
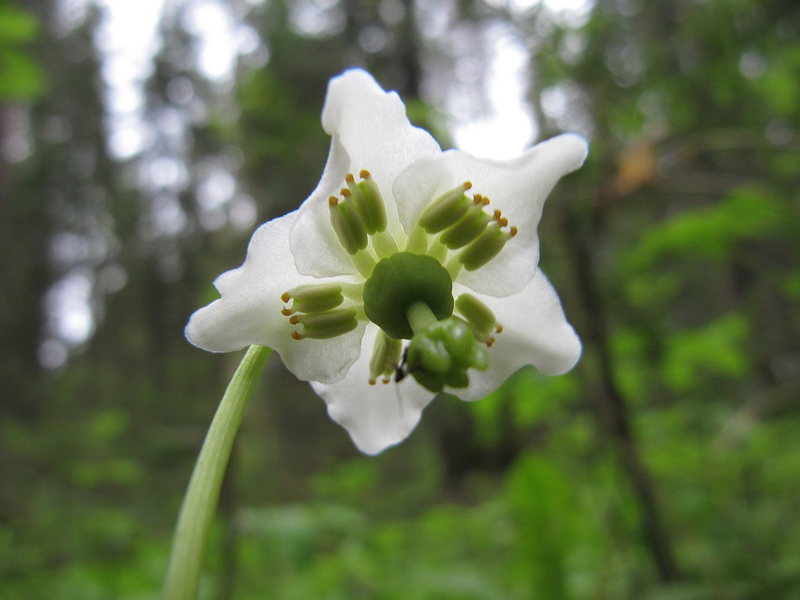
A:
186,69,588,455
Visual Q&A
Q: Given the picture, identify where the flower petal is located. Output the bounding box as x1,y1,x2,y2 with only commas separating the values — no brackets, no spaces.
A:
453,269,582,402
185,210,366,384
312,326,436,455
394,133,588,296
291,69,441,278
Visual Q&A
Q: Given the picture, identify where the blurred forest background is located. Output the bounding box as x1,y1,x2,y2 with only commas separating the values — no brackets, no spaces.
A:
2,0,800,598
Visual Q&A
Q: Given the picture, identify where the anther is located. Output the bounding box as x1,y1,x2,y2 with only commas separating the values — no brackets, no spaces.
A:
418,182,473,233
329,196,368,254
455,293,497,342
281,308,294,316
510,226,518,237
487,338,495,347
458,222,514,271
291,331,304,340
440,203,492,249
368,331,402,384
345,169,387,234
283,283,344,314
293,308,358,339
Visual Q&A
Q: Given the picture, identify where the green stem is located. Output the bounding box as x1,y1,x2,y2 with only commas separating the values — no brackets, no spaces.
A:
406,301,438,334
162,345,272,600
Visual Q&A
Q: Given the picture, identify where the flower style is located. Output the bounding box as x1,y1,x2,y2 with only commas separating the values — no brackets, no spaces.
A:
186,69,588,455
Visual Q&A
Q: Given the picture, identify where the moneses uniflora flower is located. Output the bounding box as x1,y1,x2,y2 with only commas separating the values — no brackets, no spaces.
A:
186,69,588,455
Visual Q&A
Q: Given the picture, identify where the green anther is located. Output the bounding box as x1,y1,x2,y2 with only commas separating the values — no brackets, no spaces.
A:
418,183,473,233
294,308,358,339
329,197,367,254
363,252,454,339
284,283,343,314
347,171,387,234
369,331,402,383
458,222,512,271
455,293,497,340
440,203,492,249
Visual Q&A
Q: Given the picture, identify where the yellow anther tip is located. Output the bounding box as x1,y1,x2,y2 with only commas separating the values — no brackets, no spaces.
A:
291,331,304,340
510,226,518,237
281,308,294,316
369,379,377,385
499,217,509,227
328,196,338,206
281,292,291,303
382,378,391,384
359,169,371,179
289,315,299,325
345,173,355,183
492,210,502,220
463,181,473,190
487,337,495,347
496,324,503,333
340,188,351,197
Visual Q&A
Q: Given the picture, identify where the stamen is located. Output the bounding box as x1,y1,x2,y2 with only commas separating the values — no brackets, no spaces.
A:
346,169,388,234
282,283,344,314
440,203,492,249
292,308,358,339
329,196,368,254
455,293,497,343
457,222,514,271
418,182,473,234
368,331,402,384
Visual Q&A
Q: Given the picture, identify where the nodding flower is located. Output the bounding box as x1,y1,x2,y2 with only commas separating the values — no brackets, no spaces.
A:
185,69,588,455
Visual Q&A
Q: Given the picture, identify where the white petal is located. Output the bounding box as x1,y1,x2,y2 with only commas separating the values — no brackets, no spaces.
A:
394,133,588,296
291,69,441,278
185,210,366,384
312,326,436,455
453,269,582,402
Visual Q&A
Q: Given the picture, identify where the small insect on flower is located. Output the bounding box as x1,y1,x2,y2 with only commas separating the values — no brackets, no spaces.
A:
185,68,588,455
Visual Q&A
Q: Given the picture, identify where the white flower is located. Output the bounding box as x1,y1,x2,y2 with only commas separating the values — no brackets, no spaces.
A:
186,69,588,455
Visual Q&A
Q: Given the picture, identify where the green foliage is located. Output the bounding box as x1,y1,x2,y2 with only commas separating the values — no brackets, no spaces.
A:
0,4,46,99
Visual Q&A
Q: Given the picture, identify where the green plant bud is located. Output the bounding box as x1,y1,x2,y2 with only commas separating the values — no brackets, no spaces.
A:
418,182,473,233
458,222,513,270
440,203,492,249
329,197,368,254
293,308,358,339
283,283,344,314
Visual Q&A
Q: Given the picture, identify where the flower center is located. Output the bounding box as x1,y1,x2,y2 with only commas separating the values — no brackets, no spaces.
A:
280,170,512,391
363,252,453,340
